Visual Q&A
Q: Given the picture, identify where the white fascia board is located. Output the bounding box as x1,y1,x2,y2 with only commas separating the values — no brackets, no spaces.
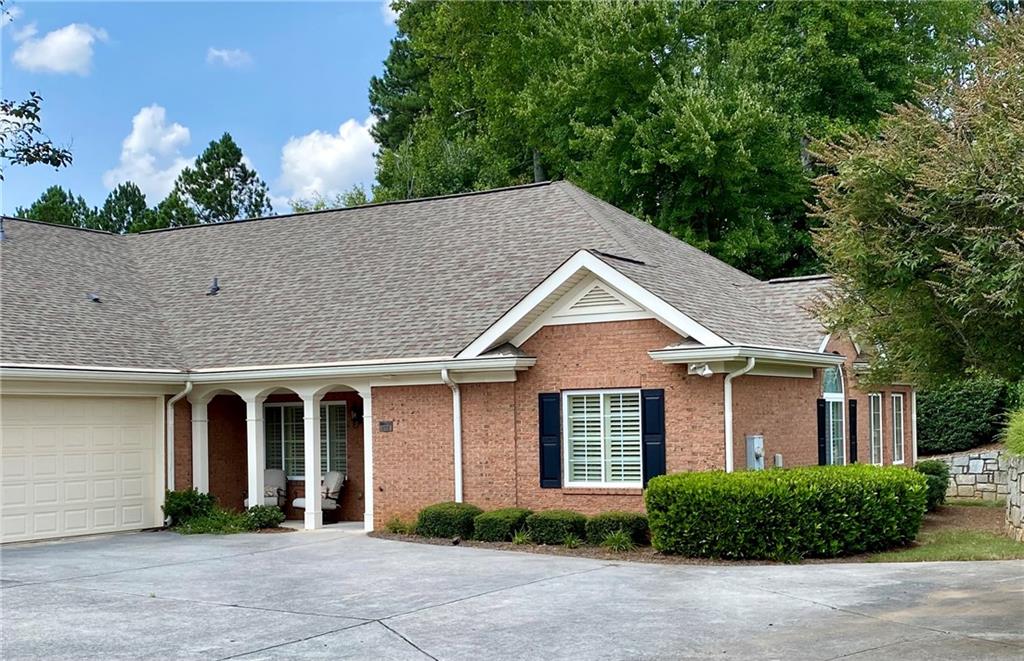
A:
817,333,832,353
0,357,536,386
458,250,728,358
649,345,846,368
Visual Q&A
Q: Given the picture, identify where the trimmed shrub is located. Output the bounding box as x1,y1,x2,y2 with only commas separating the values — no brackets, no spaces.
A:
246,505,286,529
918,378,1009,454
177,508,254,535
473,508,532,542
1005,408,1024,456
585,511,649,546
645,466,928,561
415,502,483,538
914,460,950,511
525,510,586,545
163,488,215,526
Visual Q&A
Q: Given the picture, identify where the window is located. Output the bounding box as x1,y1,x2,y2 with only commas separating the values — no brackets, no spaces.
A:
868,393,883,465
264,402,347,479
891,393,905,464
823,367,845,465
563,390,642,487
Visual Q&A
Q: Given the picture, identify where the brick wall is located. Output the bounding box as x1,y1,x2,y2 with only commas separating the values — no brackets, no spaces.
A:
732,374,821,469
207,394,247,511
172,398,192,490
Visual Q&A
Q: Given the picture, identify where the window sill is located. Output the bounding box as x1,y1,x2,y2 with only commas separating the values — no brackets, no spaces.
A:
560,487,643,496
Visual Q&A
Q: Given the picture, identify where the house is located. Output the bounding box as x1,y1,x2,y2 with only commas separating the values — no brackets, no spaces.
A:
0,181,916,543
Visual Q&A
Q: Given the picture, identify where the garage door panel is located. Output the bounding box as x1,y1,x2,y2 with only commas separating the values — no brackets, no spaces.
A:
1,395,159,543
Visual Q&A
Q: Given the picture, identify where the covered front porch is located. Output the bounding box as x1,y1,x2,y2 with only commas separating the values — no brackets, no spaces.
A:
182,379,374,531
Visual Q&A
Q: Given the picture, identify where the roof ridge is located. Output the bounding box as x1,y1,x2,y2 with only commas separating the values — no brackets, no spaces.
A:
1,217,114,236
766,274,832,284
135,181,555,235
552,181,650,264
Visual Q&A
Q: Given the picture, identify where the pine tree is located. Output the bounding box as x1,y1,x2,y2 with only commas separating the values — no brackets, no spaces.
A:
172,133,273,223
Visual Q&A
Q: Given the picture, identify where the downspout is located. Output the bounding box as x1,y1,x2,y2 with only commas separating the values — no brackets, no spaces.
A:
440,368,463,503
723,358,756,473
166,379,192,496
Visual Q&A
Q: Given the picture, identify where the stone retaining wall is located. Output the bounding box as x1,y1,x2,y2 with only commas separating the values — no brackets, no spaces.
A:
930,448,1009,501
1006,456,1023,542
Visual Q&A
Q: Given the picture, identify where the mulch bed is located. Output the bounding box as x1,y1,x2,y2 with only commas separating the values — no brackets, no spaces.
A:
919,503,1005,535
257,526,297,534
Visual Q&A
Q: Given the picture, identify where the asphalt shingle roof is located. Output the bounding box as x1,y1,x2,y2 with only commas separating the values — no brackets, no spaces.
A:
0,181,830,371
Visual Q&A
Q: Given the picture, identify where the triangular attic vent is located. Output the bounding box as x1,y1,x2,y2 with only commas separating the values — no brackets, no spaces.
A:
554,282,641,318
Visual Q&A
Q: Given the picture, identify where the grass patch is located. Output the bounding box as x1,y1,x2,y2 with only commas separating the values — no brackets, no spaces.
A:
945,498,1004,508
868,531,1024,562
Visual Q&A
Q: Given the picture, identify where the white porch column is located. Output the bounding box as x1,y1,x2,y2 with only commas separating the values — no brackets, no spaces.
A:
358,387,374,532
301,392,324,530
244,394,267,511
191,399,209,492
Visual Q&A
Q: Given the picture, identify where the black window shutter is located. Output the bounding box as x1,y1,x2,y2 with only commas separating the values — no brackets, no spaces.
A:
538,393,561,488
641,389,666,486
848,399,858,464
816,398,827,466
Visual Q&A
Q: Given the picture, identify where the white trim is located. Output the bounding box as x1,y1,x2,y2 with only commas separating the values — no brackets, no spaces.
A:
823,366,846,466
561,388,644,489
817,334,832,353
511,275,654,346
440,369,463,503
891,392,906,465
458,250,728,358
650,345,846,368
911,389,919,464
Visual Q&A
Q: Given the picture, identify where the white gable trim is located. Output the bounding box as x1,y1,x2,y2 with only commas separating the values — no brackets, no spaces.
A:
510,275,654,346
457,250,728,358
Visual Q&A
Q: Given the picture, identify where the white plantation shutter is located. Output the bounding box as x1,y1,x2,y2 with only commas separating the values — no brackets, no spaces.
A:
568,394,602,482
264,406,283,470
265,403,348,479
892,394,905,463
284,406,304,477
566,391,643,485
606,392,641,482
324,403,347,476
869,394,883,465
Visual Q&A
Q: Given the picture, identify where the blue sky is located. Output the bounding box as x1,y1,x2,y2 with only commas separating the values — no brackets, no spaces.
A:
1,1,397,214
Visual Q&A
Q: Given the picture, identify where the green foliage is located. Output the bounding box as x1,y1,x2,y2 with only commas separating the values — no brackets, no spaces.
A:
385,517,415,534
524,510,587,546
15,185,97,228
918,378,1010,454
176,508,254,535
162,488,215,526
645,466,928,561
813,18,1024,384
289,185,370,213
562,532,582,549
1005,408,1024,456
173,133,272,223
511,529,531,545
601,529,637,553
245,505,285,529
1,90,73,180
149,190,197,230
97,182,152,234
370,0,982,277
415,502,483,538
913,460,951,511
473,508,532,542
584,511,649,546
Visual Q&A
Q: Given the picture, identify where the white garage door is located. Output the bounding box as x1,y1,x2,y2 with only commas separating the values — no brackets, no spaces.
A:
1,395,160,543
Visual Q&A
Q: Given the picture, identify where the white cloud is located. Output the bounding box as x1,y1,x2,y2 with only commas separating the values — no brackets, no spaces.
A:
206,47,252,68
1,6,24,28
278,117,377,201
103,105,194,203
381,0,399,25
12,22,108,75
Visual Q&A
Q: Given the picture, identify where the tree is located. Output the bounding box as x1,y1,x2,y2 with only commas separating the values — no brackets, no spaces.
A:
369,0,984,277
96,182,152,234
812,17,1024,384
172,133,272,223
0,2,72,179
150,191,197,229
289,185,370,213
15,186,97,228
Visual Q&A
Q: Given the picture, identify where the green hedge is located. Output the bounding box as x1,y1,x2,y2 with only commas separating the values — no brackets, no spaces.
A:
163,488,215,526
585,511,649,546
645,466,927,561
918,378,1009,454
1005,408,1024,456
416,502,483,538
913,460,950,511
525,510,587,545
246,505,285,529
473,508,532,542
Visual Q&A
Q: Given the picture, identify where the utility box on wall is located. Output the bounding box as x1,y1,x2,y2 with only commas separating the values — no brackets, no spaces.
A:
746,434,765,470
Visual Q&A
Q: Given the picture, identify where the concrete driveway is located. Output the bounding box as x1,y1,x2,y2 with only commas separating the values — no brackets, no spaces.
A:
1,527,1022,660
